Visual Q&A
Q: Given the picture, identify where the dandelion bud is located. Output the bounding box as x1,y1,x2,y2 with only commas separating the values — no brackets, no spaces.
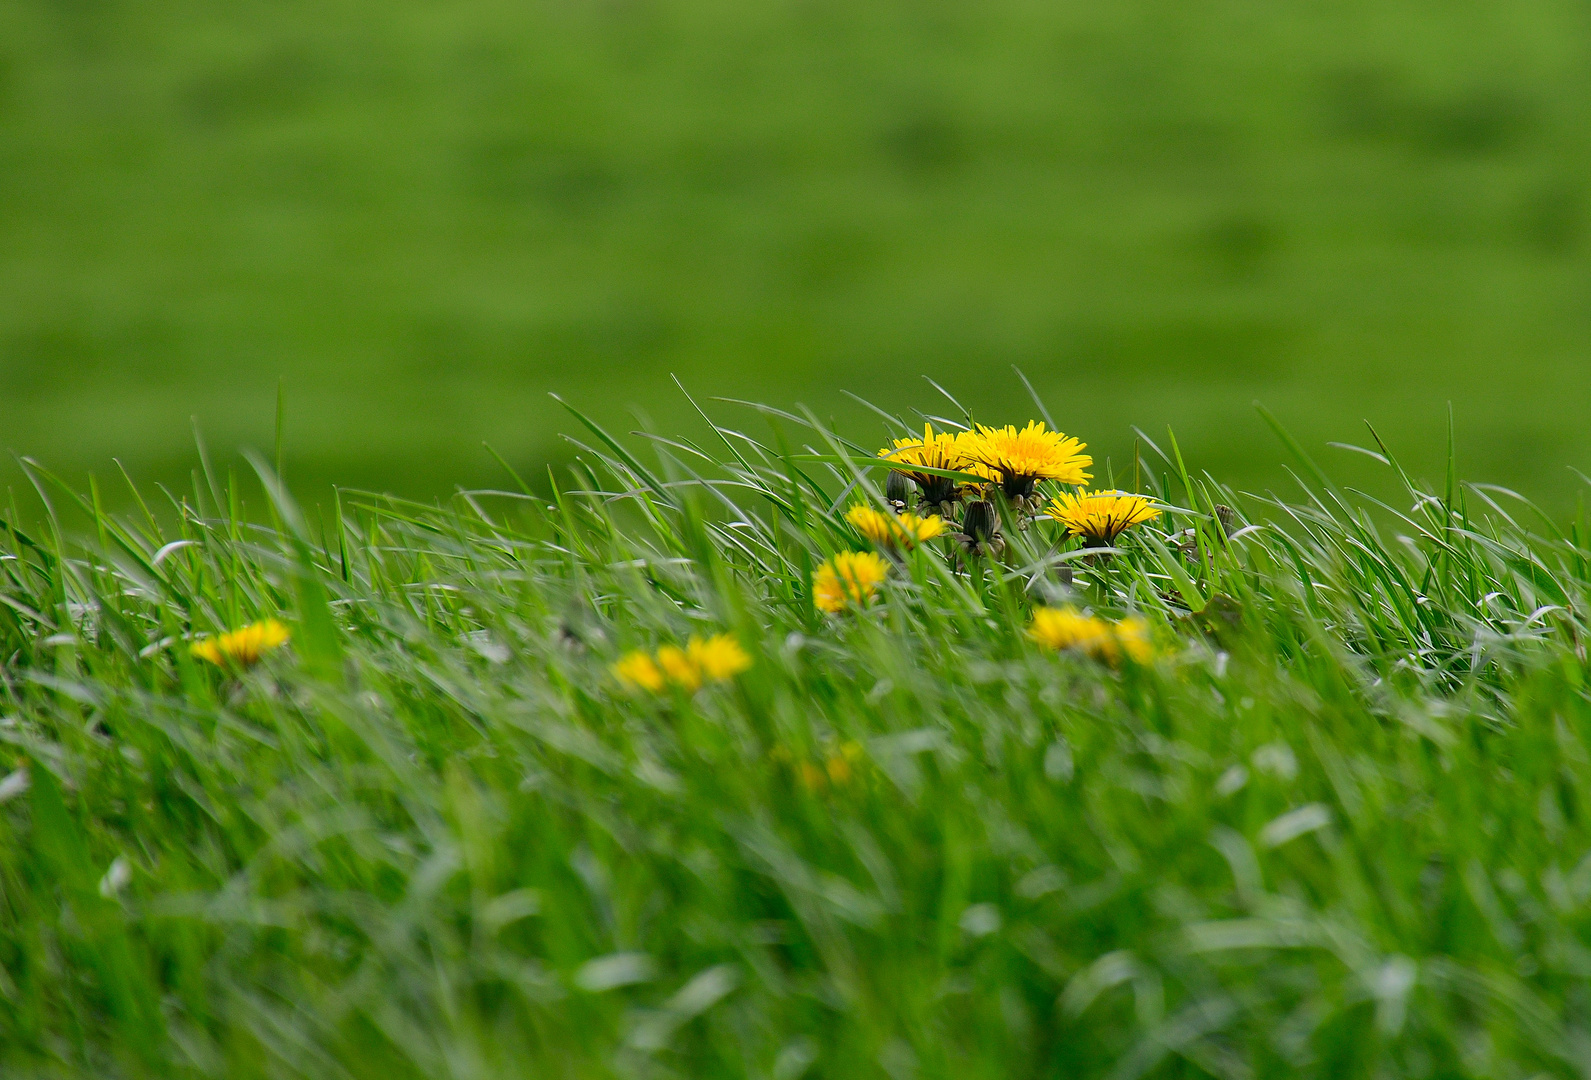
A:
885,470,914,511
953,499,1006,559
1215,504,1236,539
962,499,999,544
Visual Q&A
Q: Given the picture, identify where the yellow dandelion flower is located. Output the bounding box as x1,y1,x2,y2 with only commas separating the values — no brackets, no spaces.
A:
190,619,290,668
845,504,946,550
878,424,974,508
1026,606,1112,654
894,511,945,545
614,634,750,694
655,645,703,693
612,650,666,692
1027,607,1152,666
1046,489,1161,544
845,505,895,544
1113,616,1154,664
812,551,890,614
959,421,1091,502
951,430,1001,486
687,633,752,682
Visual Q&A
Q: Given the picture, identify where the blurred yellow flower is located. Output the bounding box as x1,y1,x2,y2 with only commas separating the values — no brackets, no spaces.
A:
793,740,865,792
1027,607,1152,666
612,650,666,692
612,633,751,694
655,645,701,692
1046,489,1160,544
688,633,753,681
1113,617,1153,664
812,551,890,613
959,421,1091,502
845,504,945,550
190,619,290,668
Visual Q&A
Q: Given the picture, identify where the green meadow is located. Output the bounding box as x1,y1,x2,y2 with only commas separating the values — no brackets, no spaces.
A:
3,0,1591,508
9,3,1591,1075
2,392,1591,1077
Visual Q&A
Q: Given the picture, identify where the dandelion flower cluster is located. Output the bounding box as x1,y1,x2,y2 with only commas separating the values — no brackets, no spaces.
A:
1027,607,1152,666
190,619,290,669
812,551,890,613
876,417,1129,556
612,633,751,693
846,504,945,550
841,413,1164,631
1046,490,1161,545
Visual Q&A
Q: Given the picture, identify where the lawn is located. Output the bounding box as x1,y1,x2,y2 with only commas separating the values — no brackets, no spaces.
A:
2,389,1590,1077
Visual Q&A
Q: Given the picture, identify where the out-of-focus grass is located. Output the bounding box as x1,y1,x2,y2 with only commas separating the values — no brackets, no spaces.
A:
1,0,1590,508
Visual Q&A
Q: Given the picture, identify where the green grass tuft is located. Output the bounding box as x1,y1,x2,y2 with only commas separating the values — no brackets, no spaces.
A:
3,391,1591,1077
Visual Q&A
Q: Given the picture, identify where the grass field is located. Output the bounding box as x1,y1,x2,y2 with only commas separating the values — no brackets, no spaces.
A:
4,0,1591,509
3,387,1591,1077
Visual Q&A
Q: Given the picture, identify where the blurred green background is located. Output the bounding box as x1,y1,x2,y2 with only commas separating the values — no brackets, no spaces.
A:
2,0,1589,511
